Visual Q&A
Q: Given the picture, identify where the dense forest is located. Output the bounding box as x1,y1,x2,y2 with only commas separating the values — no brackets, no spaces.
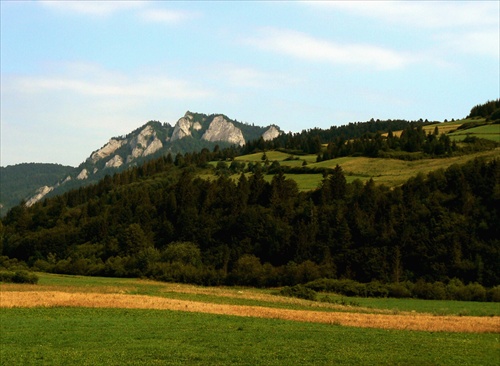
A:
467,99,500,120
1,154,498,290
0,163,74,216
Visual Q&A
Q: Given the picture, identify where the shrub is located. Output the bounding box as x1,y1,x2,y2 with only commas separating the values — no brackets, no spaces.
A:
387,283,412,298
0,270,38,284
413,280,446,300
279,285,317,301
0,270,15,282
487,286,500,302
12,270,39,284
455,283,487,302
364,281,389,298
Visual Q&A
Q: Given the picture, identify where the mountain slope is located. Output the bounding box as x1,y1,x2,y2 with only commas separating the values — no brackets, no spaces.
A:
3,112,280,212
0,163,74,216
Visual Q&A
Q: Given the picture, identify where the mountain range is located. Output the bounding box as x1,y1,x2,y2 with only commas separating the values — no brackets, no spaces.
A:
0,111,280,215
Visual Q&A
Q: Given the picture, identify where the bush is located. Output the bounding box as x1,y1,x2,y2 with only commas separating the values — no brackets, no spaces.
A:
387,283,412,298
364,281,389,298
279,284,317,301
487,286,500,302
0,271,15,282
413,280,446,300
12,270,39,284
0,270,38,284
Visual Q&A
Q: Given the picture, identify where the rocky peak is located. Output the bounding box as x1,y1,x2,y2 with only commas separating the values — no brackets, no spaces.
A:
171,116,194,141
262,126,281,141
89,138,126,163
202,116,246,146
127,125,163,162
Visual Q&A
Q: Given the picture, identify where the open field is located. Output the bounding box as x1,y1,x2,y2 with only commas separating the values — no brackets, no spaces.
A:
230,144,500,190
449,124,500,142
2,307,498,366
300,148,500,188
1,274,499,365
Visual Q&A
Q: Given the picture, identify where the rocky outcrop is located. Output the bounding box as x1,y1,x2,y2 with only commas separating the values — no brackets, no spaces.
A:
90,138,126,163
26,186,53,207
171,115,194,141
105,155,123,169
20,112,281,210
262,126,280,141
202,116,245,146
126,125,163,163
76,168,88,180
143,137,163,156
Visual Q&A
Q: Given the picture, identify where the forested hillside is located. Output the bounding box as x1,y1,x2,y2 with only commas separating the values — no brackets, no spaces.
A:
1,101,499,296
2,154,498,288
0,163,74,216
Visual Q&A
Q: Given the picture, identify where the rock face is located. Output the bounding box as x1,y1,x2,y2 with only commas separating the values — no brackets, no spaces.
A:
202,116,246,146
76,168,88,180
262,126,281,141
105,155,123,168
171,115,194,141
127,125,163,162
90,138,126,163
26,186,53,207
143,137,163,156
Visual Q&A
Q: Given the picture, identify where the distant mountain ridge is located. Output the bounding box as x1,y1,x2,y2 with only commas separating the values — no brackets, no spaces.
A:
0,163,74,216
1,111,281,214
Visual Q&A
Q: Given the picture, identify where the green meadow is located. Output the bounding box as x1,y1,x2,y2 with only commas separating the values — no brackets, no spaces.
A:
2,274,500,365
2,307,498,366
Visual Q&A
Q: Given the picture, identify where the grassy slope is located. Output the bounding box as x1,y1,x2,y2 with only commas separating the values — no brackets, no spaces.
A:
233,148,500,190
449,124,500,142
1,274,499,365
228,119,499,190
2,307,498,366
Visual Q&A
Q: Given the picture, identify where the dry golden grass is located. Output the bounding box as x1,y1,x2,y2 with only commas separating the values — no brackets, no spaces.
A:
1,290,498,334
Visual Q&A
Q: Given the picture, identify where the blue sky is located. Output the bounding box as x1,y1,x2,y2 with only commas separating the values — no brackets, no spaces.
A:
1,1,498,167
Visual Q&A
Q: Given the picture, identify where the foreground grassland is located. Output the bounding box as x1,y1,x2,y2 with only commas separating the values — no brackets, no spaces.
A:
1,274,499,365
2,307,498,366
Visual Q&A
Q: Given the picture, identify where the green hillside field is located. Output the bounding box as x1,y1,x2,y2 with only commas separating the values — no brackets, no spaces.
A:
231,148,500,190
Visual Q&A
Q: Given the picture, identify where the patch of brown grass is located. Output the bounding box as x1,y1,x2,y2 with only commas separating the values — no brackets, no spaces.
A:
2,291,498,333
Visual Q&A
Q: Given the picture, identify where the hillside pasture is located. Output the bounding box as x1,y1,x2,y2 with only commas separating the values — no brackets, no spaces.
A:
448,124,500,143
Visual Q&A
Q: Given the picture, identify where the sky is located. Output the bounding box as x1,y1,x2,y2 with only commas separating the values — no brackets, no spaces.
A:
1,1,499,167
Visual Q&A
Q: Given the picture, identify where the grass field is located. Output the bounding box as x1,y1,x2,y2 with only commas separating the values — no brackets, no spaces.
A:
2,307,498,366
1,274,499,365
229,142,500,190
449,124,500,142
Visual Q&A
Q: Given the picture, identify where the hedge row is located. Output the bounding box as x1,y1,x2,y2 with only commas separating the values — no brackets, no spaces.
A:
304,278,500,302
0,270,39,284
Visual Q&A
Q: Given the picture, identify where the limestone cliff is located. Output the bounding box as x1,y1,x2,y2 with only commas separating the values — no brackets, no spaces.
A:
90,138,126,163
202,116,246,146
171,115,194,141
262,126,281,141
26,186,53,207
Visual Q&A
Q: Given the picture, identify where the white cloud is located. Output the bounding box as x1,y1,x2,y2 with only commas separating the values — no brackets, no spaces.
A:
140,9,197,24
437,30,500,59
247,28,411,70
40,1,199,24
305,1,499,29
7,63,210,100
39,0,145,16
